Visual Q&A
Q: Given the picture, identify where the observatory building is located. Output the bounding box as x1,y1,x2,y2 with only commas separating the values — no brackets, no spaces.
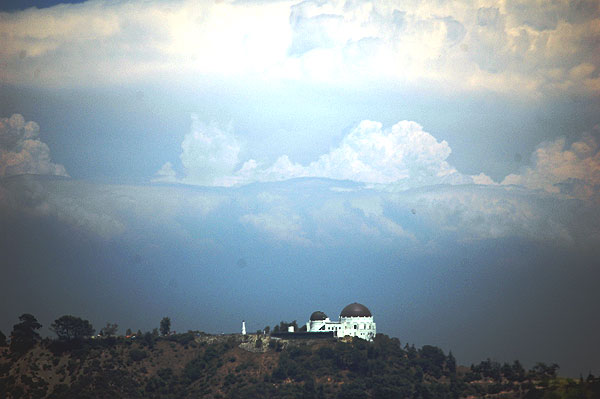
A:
306,302,376,341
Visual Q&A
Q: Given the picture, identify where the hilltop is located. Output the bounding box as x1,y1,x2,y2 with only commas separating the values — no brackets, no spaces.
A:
2,330,599,399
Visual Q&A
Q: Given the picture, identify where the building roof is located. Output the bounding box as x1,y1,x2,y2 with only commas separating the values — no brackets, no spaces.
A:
310,311,328,321
340,302,372,318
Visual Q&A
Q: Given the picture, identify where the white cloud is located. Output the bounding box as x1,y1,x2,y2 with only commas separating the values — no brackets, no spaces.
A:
160,117,492,189
0,114,68,177
305,120,459,185
162,115,600,205
502,131,600,201
153,161,177,183
177,116,241,186
0,0,598,96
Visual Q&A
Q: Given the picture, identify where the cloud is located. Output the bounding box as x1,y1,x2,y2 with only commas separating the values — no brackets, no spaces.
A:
502,130,600,201
0,114,68,177
3,174,598,250
243,119,472,186
0,0,598,95
0,176,125,240
0,175,229,241
384,184,600,247
154,116,241,186
160,115,600,205
153,161,177,183
158,118,491,189
237,180,599,248
179,117,241,186
240,209,312,246
308,120,459,185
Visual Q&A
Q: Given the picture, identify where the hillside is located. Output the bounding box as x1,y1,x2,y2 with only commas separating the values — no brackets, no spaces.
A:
2,332,599,399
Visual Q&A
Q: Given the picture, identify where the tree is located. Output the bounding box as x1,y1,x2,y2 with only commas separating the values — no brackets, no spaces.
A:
100,322,118,337
50,315,95,341
10,313,42,355
447,351,457,375
533,362,559,380
0,330,6,346
126,328,132,336
419,345,446,378
160,317,171,336
512,360,526,381
501,362,515,381
264,326,270,335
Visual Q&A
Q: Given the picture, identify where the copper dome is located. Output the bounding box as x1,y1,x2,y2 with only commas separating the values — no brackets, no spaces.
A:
340,302,372,318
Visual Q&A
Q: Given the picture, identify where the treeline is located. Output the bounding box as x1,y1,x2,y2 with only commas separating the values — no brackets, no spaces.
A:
0,313,176,357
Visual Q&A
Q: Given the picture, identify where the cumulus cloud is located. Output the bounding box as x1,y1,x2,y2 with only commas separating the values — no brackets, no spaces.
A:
153,161,177,183
0,0,598,95
238,120,472,186
179,117,241,186
0,114,68,177
154,116,241,186
160,115,600,205
502,131,600,201
158,118,491,189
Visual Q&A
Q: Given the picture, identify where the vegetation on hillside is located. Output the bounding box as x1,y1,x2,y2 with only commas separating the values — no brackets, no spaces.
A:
0,313,598,399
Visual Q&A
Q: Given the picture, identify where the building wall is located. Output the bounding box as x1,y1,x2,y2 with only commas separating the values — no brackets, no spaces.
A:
338,316,376,341
307,316,376,341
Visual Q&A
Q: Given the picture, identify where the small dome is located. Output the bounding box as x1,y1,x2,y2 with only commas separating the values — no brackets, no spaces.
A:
310,311,328,321
340,302,372,318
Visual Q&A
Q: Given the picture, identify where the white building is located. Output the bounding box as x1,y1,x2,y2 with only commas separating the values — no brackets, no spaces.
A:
306,302,376,341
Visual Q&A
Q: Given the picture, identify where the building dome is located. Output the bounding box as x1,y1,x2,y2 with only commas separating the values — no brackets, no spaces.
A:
340,302,372,318
310,311,328,321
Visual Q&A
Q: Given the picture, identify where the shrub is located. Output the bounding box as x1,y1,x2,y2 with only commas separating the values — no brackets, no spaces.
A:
129,349,148,362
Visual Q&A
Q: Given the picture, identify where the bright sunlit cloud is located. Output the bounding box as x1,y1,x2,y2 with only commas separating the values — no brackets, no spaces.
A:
154,117,492,188
1,0,598,95
155,114,600,203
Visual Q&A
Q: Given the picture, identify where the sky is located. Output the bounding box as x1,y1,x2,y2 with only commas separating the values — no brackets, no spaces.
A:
1,0,599,377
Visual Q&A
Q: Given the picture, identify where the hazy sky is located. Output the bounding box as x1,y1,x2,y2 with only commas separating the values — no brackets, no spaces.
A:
1,0,599,377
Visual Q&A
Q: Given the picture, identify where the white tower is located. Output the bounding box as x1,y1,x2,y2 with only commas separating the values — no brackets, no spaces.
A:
242,320,246,335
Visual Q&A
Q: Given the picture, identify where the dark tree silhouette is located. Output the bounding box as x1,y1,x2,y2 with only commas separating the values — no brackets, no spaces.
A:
447,350,457,375
160,317,171,336
51,315,95,341
10,313,42,355
0,329,6,346
100,322,119,337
